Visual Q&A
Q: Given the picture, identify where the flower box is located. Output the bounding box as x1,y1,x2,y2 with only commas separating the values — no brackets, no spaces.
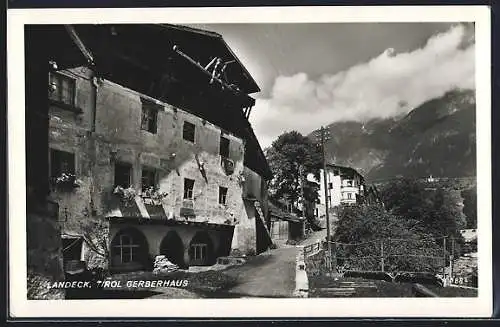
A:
51,173,80,191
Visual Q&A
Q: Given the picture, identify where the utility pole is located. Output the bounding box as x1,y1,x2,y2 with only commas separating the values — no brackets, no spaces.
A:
450,236,455,284
442,236,447,277
380,240,384,272
316,126,332,271
299,164,307,237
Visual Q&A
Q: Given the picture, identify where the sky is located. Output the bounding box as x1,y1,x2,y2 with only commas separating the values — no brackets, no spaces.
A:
193,23,475,149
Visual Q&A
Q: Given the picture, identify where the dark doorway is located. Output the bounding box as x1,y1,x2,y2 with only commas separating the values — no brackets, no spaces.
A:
159,231,185,268
110,227,150,272
62,237,83,262
189,231,215,266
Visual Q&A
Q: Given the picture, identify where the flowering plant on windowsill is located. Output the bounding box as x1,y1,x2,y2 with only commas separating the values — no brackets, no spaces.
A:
113,186,137,205
141,186,168,205
51,173,81,190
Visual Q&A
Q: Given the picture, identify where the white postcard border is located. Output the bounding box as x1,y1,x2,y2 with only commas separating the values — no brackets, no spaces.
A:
7,5,492,318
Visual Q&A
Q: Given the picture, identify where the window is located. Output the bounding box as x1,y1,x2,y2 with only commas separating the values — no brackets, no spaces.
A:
115,162,132,188
347,193,352,199
49,72,75,106
219,186,228,205
315,208,319,217
333,169,339,176
183,178,195,199
328,182,333,190
50,149,75,178
220,135,230,158
113,234,140,263
141,167,157,192
141,99,160,133
327,195,331,205
183,121,195,142
190,243,207,262
346,180,353,187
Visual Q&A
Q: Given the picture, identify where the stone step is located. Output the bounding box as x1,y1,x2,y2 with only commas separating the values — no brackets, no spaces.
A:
340,284,377,288
320,287,356,291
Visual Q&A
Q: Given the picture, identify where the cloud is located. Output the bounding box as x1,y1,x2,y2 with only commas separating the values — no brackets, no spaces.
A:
250,24,475,149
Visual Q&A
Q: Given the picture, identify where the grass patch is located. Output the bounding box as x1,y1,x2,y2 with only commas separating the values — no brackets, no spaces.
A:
308,274,478,298
308,276,413,297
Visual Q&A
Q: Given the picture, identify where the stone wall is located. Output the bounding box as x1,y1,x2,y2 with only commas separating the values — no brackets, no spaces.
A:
27,211,65,299
305,249,326,277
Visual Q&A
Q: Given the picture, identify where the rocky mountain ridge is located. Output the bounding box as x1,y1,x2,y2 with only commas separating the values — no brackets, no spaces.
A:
308,89,476,182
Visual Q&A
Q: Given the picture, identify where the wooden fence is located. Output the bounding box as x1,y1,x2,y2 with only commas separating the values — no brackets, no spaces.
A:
304,241,322,257
325,236,452,276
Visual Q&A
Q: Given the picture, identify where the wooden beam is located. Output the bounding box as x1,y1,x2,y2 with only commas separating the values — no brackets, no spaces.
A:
173,45,255,107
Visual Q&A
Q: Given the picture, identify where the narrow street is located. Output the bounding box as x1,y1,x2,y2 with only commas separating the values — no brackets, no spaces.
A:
222,247,299,298
300,229,327,246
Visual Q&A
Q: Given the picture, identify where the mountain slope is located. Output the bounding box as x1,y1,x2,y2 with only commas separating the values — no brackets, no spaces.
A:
308,89,476,181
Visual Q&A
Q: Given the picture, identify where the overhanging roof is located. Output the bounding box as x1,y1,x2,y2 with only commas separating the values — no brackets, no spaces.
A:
72,24,260,94
26,25,91,70
327,163,364,180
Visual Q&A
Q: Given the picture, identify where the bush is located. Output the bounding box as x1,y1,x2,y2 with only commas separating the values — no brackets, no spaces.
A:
343,270,393,282
394,272,443,286
246,248,256,256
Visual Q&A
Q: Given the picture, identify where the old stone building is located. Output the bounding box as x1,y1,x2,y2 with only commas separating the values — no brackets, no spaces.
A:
46,24,272,273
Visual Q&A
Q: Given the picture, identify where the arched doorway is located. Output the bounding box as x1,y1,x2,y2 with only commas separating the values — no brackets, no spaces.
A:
159,231,185,268
110,227,150,272
189,231,214,266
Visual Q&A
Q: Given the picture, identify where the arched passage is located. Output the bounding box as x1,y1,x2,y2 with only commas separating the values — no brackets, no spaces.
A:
189,231,215,266
110,227,150,272
159,231,185,267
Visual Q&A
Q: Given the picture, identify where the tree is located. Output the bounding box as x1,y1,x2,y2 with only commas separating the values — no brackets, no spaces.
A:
334,204,444,273
461,186,477,229
266,131,322,212
79,218,110,270
380,178,465,256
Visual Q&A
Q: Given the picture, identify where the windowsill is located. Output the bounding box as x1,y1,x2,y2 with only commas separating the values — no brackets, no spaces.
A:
49,99,83,114
141,129,158,135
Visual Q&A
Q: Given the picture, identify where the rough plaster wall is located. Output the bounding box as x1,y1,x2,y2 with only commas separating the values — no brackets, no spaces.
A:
27,212,65,299
231,200,257,255
96,80,246,225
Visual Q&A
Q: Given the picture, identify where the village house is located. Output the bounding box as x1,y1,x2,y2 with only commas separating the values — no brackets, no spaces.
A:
314,164,367,222
268,200,306,245
46,24,273,273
